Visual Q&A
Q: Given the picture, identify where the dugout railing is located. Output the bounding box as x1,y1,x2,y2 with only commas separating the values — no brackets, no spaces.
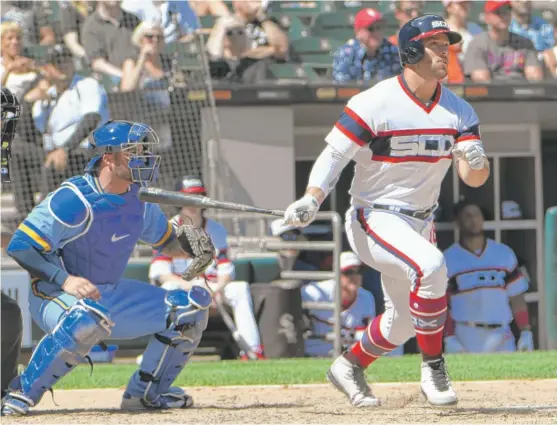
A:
544,207,557,350
220,211,345,357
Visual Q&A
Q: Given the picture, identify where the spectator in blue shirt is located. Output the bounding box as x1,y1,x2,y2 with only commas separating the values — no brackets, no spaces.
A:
332,8,402,83
509,0,556,77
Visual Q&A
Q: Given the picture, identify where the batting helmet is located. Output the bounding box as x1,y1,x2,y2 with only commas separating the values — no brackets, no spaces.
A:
177,175,207,195
397,14,462,65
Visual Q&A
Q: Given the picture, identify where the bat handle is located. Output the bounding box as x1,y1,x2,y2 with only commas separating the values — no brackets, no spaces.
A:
297,211,310,224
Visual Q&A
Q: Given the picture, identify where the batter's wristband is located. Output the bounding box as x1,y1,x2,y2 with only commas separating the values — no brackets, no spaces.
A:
515,310,530,329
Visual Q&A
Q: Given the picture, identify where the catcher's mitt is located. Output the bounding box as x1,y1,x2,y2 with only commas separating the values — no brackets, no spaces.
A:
175,224,216,281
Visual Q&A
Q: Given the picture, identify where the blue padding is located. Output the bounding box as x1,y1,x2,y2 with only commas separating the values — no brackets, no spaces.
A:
12,300,113,404
49,187,88,227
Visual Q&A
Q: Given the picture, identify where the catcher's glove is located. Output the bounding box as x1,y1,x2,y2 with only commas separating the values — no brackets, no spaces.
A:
175,224,216,281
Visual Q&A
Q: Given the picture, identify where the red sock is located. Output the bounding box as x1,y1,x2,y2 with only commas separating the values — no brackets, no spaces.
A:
348,314,398,368
409,292,447,357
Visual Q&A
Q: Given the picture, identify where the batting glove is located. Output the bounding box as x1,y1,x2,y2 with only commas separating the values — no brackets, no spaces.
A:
453,142,487,170
284,194,319,227
444,335,466,353
517,330,534,351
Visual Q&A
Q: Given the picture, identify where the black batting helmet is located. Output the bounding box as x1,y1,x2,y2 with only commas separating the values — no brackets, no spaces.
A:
397,14,462,65
1,87,21,183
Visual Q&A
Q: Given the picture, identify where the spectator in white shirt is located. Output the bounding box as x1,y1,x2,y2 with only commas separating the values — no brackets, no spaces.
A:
32,44,110,189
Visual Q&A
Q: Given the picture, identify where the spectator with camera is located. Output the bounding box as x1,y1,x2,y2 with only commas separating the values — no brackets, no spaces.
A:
81,0,141,83
443,200,534,353
332,8,401,83
509,0,557,78
464,1,543,82
207,15,274,83
231,0,289,61
32,44,109,190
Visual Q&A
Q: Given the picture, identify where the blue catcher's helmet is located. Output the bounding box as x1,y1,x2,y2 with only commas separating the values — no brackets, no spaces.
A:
397,15,462,66
85,120,161,187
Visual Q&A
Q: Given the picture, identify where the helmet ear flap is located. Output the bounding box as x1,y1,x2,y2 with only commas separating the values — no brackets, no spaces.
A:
405,40,425,64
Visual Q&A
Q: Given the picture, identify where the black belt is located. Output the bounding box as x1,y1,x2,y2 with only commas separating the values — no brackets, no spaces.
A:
456,321,504,330
371,203,436,220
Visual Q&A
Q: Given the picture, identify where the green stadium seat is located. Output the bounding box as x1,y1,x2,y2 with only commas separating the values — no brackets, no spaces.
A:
199,15,217,30
421,1,444,15
269,63,320,80
337,1,379,10
123,261,151,283
233,259,254,283
268,1,337,18
291,37,343,54
313,12,356,30
250,256,282,283
312,28,354,42
301,53,335,66
277,15,311,40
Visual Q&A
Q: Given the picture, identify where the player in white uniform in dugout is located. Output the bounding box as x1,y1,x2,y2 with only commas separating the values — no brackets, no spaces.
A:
149,176,265,359
443,200,534,353
283,15,490,407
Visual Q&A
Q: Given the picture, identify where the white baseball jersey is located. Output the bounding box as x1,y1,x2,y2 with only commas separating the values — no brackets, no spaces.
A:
444,239,529,325
149,216,235,283
325,75,482,211
302,280,375,357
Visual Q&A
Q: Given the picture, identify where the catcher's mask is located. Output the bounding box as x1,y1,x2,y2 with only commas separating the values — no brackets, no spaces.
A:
1,87,21,183
87,120,161,187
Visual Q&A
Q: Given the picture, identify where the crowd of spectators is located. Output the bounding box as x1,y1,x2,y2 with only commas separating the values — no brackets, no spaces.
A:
1,0,556,90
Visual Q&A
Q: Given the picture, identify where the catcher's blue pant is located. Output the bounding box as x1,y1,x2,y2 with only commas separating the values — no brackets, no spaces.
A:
30,278,168,338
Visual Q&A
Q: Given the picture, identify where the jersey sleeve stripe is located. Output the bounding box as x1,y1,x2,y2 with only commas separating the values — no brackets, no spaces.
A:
456,124,481,142
377,128,458,136
152,221,174,248
17,222,52,252
344,107,375,135
335,122,367,146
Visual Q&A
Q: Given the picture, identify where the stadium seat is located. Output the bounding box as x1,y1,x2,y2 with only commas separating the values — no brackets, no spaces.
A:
313,12,356,31
311,28,354,42
123,261,151,283
199,15,217,30
268,1,337,19
278,15,311,40
268,63,320,81
250,256,282,283
291,37,343,55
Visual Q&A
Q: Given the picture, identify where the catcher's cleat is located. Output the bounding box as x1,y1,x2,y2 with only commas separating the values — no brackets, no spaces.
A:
1,393,33,416
326,355,381,408
121,387,193,411
420,357,458,407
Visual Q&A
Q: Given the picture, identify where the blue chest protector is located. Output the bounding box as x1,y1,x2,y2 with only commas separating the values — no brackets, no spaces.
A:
58,176,144,286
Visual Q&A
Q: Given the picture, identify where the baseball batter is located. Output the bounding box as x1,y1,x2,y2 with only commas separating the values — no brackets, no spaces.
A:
1,121,216,416
149,176,265,359
284,15,490,407
444,200,533,353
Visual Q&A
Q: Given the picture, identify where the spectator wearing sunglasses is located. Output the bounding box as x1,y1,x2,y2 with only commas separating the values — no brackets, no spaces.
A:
388,1,424,45
509,0,557,78
301,251,376,357
464,1,543,82
206,14,272,83
270,219,319,277
332,8,401,83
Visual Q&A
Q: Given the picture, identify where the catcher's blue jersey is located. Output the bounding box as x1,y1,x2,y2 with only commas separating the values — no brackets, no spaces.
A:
14,173,173,286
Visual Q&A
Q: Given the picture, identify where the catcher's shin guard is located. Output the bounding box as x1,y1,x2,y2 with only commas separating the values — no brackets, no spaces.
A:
123,287,210,407
1,300,113,415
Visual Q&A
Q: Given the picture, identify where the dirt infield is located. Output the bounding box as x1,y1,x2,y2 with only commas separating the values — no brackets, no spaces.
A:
4,380,556,424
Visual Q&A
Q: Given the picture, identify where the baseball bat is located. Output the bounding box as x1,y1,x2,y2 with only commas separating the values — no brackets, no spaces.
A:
138,187,310,223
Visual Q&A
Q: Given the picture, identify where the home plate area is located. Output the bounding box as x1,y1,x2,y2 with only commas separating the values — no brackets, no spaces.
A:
3,380,556,424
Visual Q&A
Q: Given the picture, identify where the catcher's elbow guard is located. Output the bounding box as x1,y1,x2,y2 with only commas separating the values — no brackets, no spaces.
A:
175,224,215,281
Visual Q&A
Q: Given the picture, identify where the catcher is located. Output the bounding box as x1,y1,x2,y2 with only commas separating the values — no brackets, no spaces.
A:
1,120,216,416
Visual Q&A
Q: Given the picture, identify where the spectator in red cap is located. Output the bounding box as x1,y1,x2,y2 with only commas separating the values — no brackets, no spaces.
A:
463,0,543,82
388,1,424,45
332,8,401,82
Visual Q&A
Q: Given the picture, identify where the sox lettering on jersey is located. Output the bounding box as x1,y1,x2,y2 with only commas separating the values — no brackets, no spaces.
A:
389,135,454,158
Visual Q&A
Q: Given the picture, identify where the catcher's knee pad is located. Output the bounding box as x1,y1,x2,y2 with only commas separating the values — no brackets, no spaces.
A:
128,287,210,402
8,299,113,405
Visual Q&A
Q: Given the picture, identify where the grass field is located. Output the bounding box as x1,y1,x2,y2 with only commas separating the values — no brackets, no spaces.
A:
57,350,557,389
